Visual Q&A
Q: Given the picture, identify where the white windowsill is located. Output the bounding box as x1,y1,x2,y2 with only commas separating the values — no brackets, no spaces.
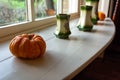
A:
0,18,115,80
0,13,79,42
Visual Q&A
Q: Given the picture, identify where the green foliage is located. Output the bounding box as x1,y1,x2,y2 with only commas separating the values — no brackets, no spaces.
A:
53,0,57,4
0,0,25,9
0,0,26,26
10,0,25,9
0,0,57,26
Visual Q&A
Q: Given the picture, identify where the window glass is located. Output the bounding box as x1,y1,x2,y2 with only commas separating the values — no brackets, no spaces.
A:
80,0,85,5
0,0,27,26
63,0,69,13
34,0,57,19
62,0,78,14
68,0,78,13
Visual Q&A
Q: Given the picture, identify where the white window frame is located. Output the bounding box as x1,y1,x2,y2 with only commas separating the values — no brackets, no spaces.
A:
0,0,80,41
98,0,110,17
0,0,110,41
69,0,78,13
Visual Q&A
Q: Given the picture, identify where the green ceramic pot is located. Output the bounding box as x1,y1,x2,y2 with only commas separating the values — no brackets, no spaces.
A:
77,5,93,31
86,0,99,24
54,14,71,39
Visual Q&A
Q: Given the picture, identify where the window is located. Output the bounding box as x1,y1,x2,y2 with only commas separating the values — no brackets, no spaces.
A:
58,0,79,14
0,0,111,41
80,0,85,5
0,0,80,41
0,0,27,26
34,0,57,19
98,0,110,16
0,0,58,27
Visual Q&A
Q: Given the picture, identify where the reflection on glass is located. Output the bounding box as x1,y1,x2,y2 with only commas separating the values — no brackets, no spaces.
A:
0,0,27,26
63,0,69,13
34,0,57,19
62,0,78,14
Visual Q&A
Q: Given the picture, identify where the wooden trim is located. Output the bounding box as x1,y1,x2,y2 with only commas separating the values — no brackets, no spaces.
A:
27,0,35,21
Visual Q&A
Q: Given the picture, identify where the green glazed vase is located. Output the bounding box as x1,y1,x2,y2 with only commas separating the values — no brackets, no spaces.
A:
86,0,99,24
54,14,71,39
77,5,93,31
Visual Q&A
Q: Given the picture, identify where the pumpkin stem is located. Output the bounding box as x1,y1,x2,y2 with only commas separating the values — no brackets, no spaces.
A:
28,34,34,40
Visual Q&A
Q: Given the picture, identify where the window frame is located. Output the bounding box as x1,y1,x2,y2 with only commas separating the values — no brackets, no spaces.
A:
0,0,80,41
0,0,110,42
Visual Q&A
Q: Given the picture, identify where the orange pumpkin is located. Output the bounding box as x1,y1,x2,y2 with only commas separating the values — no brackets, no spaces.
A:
98,12,106,21
9,34,46,59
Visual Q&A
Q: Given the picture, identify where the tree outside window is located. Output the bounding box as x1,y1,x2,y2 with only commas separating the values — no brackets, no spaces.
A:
0,0,27,26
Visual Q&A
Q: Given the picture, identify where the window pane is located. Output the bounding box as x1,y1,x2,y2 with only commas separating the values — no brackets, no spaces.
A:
63,0,69,13
34,0,57,19
0,0,27,26
63,0,78,14
80,0,85,5
69,0,78,13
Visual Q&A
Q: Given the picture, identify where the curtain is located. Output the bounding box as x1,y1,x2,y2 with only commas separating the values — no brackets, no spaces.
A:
112,0,120,44
112,0,120,30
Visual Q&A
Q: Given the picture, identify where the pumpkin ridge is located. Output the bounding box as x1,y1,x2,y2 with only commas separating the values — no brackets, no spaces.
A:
39,40,46,56
17,37,27,58
29,40,41,58
9,36,23,56
34,37,46,56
